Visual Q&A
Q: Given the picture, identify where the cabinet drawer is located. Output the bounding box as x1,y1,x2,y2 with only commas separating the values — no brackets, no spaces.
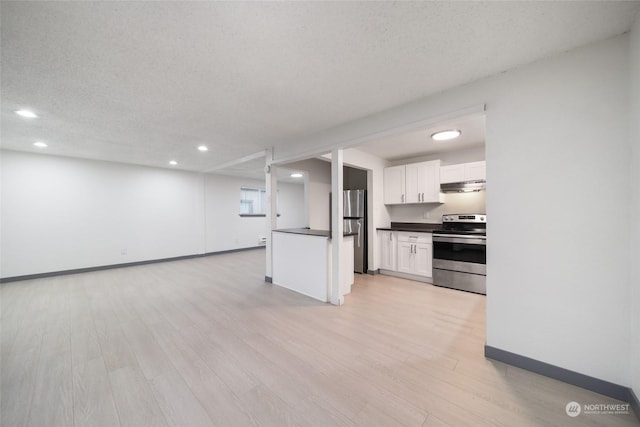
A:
396,232,432,244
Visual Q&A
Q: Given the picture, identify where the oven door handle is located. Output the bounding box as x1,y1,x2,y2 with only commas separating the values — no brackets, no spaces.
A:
433,235,486,245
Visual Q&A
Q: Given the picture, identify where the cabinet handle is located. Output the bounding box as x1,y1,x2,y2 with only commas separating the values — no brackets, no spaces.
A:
389,233,392,241
422,192,425,201
401,194,404,203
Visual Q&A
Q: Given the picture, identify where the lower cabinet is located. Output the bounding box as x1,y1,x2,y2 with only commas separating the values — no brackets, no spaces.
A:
413,243,433,277
378,231,432,279
379,230,397,271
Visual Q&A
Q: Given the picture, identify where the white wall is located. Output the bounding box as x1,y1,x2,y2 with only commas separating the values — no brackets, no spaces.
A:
629,13,640,399
204,174,267,252
387,145,486,167
388,192,486,223
203,174,306,253
0,151,305,279
275,182,306,229
1,150,205,277
273,35,632,386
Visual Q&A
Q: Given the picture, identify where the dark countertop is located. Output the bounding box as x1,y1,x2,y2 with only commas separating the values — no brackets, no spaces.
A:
273,228,358,238
376,222,443,233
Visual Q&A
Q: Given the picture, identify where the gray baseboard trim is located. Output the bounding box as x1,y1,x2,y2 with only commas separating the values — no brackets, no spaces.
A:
485,345,632,405
0,246,265,283
367,269,379,275
264,276,273,283
203,246,264,257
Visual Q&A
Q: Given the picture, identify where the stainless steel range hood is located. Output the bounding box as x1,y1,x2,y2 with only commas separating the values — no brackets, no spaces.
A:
440,180,486,193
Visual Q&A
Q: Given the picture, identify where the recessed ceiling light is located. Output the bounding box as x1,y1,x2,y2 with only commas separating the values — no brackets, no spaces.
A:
169,160,178,166
33,141,48,148
290,173,303,178
197,145,208,152
15,109,38,118
431,130,461,141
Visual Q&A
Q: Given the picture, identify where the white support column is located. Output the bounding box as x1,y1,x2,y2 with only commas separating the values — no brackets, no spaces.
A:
265,149,278,283
331,149,344,305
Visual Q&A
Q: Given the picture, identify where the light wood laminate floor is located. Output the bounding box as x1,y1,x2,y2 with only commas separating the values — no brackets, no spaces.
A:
2,249,637,427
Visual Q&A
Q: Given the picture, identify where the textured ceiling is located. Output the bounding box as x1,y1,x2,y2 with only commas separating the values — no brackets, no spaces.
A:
2,1,639,174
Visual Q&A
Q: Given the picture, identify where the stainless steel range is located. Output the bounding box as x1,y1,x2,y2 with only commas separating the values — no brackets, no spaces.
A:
432,214,486,295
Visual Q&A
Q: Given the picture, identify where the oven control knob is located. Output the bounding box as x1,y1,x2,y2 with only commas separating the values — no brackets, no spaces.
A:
480,216,485,221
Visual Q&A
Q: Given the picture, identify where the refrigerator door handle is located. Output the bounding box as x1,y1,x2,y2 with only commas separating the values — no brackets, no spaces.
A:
357,221,362,248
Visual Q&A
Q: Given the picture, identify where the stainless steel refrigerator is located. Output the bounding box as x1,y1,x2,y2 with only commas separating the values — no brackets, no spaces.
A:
343,190,367,274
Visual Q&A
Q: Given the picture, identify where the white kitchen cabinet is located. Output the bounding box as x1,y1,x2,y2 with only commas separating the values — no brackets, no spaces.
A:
379,230,396,271
383,165,405,205
384,160,441,205
396,241,414,274
439,164,465,184
414,243,433,277
464,161,486,181
440,161,486,184
396,233,432,278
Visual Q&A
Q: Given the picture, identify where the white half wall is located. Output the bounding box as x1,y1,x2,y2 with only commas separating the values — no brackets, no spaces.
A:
0,150,205,278
629,12,640,399
273,35,633,386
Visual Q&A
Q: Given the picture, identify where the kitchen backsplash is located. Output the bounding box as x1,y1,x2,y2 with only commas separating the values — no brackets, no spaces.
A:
387,191,486,223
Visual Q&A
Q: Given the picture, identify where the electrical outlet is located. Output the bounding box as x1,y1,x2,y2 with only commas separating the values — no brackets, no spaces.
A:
423,211,430,219
121,248,127,255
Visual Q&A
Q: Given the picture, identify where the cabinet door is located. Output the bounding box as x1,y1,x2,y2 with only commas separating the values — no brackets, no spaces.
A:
414,243,433,277
465,161,486,181
440,164,465,184
404,163,421,203
397,242,414,274
379,231,396,271
417,160,441,203
384,166,405,205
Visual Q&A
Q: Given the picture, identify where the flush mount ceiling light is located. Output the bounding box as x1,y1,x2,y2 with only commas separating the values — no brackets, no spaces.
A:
197,145,208,152
15,109,38,118
33,141,48,148
431,130,461,141
169,160,178,166
290,173,303,178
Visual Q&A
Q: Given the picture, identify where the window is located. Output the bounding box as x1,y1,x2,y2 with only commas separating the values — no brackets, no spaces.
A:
240,187,266,216
239,187,280,217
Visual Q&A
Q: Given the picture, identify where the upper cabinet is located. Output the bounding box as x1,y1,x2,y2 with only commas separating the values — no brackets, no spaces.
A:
440,161,486,184
384,160,441,205
383,165,405,204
